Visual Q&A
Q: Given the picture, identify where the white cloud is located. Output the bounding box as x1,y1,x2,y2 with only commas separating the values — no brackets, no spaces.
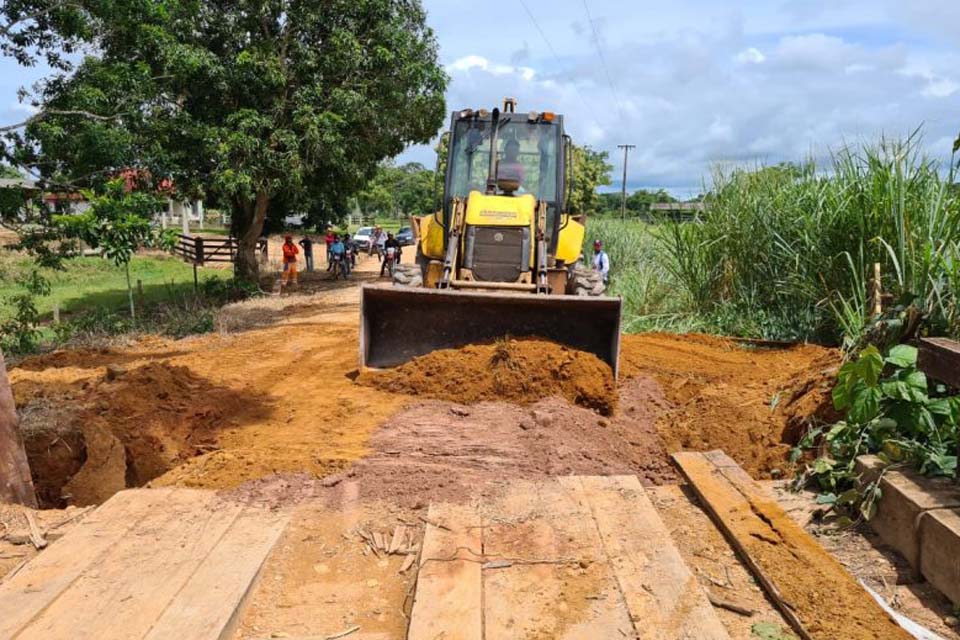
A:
772,33,857,70
399,0,960,192
899,63,960,99
923,78,959,99
735,47,765,64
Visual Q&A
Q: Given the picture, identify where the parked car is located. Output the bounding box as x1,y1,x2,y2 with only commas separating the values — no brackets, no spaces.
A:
396,226,415,246
353,226,374,250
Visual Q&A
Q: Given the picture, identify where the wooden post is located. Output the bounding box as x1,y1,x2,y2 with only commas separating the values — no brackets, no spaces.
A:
0,349,38,507
52,302,60,325
870,262,883,317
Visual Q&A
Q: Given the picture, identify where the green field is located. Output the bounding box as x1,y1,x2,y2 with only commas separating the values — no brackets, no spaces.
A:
0,253,231,320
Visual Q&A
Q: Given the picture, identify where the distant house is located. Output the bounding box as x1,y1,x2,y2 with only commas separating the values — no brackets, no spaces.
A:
648,201,706,222
0,178,42,222
42,190,91,215
1,171,208,233
0,177,39,192
122,170,205,232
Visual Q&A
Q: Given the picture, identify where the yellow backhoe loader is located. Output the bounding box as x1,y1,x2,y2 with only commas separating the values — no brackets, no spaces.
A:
360,99,622,375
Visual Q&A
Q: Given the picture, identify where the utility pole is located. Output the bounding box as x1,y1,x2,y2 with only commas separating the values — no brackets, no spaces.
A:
618,144,635,222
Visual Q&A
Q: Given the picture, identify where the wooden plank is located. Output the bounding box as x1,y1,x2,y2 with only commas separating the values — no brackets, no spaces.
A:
483,479,634,639
918,337,960,389
20,490,243,640
0,488,175,639
0,349,37,507
673,451,913,640
143,506,290,640
567,476,729,640
407,502,482,640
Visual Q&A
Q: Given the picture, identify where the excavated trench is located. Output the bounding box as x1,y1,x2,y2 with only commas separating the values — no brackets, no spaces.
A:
12,331,841,509
16,361,269,508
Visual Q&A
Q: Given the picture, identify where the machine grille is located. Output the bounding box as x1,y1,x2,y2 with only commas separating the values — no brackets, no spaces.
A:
463,226,530,282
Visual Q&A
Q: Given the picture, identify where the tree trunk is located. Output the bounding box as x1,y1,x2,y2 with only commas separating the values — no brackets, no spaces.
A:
234,192,270,283
0,349,37,507
124,261,136,319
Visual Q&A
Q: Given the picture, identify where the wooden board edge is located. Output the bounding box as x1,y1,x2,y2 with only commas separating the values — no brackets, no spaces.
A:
671,452,813,640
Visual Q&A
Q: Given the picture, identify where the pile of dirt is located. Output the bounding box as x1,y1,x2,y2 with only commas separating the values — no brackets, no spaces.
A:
288,377,677,509
619,333,841,478
360,338,618,415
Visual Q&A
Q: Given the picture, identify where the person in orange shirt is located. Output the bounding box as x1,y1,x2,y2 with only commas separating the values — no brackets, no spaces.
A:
280,235,299,292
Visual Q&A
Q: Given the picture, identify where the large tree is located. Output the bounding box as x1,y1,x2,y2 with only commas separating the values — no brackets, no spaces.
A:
568,145,612,216
15,0,447,280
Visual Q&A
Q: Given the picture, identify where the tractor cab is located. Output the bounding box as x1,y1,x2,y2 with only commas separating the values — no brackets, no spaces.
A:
443,100,567,253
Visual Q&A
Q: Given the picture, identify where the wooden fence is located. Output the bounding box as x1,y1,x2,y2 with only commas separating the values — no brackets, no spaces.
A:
173,234,268,287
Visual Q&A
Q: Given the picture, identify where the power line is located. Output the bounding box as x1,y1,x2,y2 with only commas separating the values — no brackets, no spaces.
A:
517,0,590,112
581,0,625,123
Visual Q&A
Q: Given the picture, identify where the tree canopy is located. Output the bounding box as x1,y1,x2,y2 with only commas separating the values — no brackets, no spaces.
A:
568,145,612,215
355,162,435,219
10,0,448,279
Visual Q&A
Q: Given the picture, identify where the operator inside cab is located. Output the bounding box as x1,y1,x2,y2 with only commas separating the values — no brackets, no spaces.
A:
497,139,525,192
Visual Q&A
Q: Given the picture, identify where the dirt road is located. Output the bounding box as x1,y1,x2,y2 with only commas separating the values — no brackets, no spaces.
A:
7,252,960,638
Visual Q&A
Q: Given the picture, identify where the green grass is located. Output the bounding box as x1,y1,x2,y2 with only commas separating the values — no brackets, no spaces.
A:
0,253,231,319
589,133,960,347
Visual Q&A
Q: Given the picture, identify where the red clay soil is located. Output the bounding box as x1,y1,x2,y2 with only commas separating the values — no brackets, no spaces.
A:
225,377,676,510
18,361,271,506
359,338,618,415
619,333,841,479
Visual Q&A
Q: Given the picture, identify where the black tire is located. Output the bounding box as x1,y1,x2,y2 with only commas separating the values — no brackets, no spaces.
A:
569,266,606,296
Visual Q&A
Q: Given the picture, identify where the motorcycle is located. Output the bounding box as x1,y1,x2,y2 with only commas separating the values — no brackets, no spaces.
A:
383,246,397,278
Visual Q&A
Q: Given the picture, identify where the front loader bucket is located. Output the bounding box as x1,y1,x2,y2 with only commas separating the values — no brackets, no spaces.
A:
360,285,622,377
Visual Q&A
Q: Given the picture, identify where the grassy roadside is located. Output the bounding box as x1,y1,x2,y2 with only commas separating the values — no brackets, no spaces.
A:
0,253,231,319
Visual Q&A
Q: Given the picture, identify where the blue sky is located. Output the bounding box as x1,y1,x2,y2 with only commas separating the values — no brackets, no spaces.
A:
402,0,960,196
3,1,959,196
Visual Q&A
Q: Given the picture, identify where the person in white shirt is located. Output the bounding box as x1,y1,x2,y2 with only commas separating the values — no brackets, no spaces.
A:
592,239,610,284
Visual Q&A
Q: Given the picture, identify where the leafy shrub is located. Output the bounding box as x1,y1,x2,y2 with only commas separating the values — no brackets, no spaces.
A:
795,344,959,519
1,269,51,355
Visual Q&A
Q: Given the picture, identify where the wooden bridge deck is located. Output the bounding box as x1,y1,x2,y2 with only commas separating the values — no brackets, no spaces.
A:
0,488,288,640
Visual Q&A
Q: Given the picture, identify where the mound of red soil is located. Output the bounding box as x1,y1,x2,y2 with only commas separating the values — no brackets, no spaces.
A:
360,338,617,415
619,333,841,478
233,377,675,510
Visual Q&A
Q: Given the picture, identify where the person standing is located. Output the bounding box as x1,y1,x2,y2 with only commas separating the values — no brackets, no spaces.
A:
369,225,384,257
280,235,300,292
299,235,315,272
592,239,610,284
324,227,335,270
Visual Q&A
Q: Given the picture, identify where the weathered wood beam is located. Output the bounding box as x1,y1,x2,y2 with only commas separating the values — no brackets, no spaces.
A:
917,337,960,390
